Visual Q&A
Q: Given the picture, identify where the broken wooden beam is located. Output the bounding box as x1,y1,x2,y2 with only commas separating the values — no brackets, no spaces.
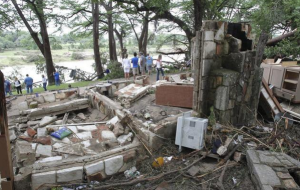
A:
266,29,297,46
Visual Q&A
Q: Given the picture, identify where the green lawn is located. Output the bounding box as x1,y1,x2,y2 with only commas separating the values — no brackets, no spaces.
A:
11,80,101,95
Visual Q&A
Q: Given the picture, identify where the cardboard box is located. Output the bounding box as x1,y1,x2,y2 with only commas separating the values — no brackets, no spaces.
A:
281,61,298,67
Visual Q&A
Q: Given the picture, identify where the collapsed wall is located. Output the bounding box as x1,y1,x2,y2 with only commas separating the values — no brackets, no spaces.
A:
192,21,263,126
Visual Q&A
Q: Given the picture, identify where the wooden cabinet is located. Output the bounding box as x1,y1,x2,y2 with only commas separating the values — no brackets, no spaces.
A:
269,65,285,88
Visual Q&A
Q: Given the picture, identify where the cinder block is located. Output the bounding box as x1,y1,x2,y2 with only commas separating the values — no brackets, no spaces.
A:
43,94,56,103
36,145,52,157
204,31,214,41
84,161,104,176
57,166,83,182
104,155,123,175
31,171,56,190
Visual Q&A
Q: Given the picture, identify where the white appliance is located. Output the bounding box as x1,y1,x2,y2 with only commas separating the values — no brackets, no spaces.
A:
175,111,208,151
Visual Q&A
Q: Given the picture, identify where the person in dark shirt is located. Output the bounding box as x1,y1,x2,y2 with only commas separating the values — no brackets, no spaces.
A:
4,78,12,96
24,74,33,94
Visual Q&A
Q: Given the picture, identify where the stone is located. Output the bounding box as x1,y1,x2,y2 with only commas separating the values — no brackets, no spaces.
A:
37,127,47,137
204,31,214,41
84,161,104,176
246,150,260,164
57,166,83,182
14,173,31,190
87,172,105,182
18,102,29,111
117,132,133,145
19,135,32,142
34,136,52,145
77,113,86,120
39,116,57,127
262,185,273,190
217,146,227,156
77,125,97,131
106,116,119,126
55,93,66,100
76,131,92,140
283,179,299,188
29,101,38,109
215,86,229,111
27,128,37,137
187,166,201,176
15,141,36,166
35,156,62,163
252,164,281,186
101,130,117,141
43,94,56,103
203,41,216,59
258,153,282,166
31,171,56,190
9,129,16,141
54,120,63,125
33,96,45,104
104,155,123,175
276,172,293,179
67,126,78,133
36,144,52,157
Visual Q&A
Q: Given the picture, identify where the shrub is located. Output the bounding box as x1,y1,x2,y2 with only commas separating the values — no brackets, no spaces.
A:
25,54,44,63
71,52,84,60
103,61,123,80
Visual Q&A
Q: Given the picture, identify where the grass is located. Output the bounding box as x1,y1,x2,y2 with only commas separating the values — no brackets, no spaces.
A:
11,80,101,95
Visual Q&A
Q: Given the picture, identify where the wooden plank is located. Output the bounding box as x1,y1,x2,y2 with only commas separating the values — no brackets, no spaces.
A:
262,78,284,113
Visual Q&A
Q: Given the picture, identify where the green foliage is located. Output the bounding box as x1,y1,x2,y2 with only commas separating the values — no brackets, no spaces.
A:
208,106,216,127
25,54,44,63
103,61,123,80
71,52,84,60
265,37,300,59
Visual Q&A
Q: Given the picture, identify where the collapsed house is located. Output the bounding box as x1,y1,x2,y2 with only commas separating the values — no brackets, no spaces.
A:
2,21,300,190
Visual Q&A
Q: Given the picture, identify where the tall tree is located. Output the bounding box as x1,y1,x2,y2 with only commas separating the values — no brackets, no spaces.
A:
11,0,55,84
92,0,104,78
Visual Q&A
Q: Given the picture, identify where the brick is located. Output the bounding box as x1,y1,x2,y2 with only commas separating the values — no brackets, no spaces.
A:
57,166,83,182
104,155,123,175
283,179,299,188
156,85,193,108
36,145,52,157
84,161,104,176
258,153,282,166
262,185,273,190
26,128,36,137
123,150,136,163
276,172,293,179
31,171,56,190
246,150,260,164
252,164,281,186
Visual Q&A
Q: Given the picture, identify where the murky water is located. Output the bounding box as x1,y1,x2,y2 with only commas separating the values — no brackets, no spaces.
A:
0,54,185,83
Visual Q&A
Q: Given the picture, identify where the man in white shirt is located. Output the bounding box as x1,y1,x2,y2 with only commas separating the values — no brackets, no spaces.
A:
42,75,47,91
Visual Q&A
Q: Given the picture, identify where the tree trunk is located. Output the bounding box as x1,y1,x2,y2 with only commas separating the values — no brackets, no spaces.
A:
36,0,55,84
92,1,104,79
107,2,118,61
11,0,44,55
193,0,205,33
139,11,149,54
114,29,125,58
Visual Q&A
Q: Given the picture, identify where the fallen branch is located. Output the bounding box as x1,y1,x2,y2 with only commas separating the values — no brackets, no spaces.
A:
92,151,210,190
218,143,242,166
217,160,230,190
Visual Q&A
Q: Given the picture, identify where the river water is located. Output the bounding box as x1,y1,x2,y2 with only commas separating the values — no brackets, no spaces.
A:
0,54,185,83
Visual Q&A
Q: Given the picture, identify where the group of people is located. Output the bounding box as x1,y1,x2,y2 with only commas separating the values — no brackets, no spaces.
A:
3,71,60,96
122,52,164,81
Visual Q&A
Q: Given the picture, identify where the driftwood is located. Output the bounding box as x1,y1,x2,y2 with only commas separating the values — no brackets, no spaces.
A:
20,99,89,120
266,29,297,46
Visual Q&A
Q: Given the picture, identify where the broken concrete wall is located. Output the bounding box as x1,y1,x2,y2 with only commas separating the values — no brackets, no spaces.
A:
192,20,262,126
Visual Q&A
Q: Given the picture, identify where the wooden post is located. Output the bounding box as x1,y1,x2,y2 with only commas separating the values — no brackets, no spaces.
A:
0,71,14,190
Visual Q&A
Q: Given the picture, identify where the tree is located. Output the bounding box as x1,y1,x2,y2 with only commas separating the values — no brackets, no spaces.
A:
92,0,104,78
11,0,55,84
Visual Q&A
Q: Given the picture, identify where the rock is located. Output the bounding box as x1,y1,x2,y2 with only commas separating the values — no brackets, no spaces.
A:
77,113,86,120
43,94,56,103
39,116,57,127
106,116,119,126
101,130,117,141
33,96,45,104
31,171,56,190
29,101,38,109
117,132,133,145
18,102,29,111
76,131,93,140
9,129,16,141
26,127,37,137
57,166,83,182
113,122,124,137
33,136,52,145
104,155,123,175
217,146,227,156
37,127,47,137
15,141,36,166
35,156,62,163
187,166,201,176
54,120,63,125
77,125,97,131
144,113,151,119
36,144,52,157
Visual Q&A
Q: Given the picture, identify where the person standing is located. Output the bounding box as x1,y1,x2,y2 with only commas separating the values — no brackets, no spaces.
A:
24,74,33,94
4,78,13,96
54,71,60,86
139,52,147,75
122,54,131,80
14,77,22,95
146,53,153,75
42,75,47,91
156,54,165,81
131,52,139,80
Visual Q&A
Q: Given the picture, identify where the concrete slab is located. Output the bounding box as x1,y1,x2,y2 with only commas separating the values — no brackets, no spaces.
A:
57,166,83,182
36,145,52,157
31,171,56,190
84,161,104,176
104,155,123,175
